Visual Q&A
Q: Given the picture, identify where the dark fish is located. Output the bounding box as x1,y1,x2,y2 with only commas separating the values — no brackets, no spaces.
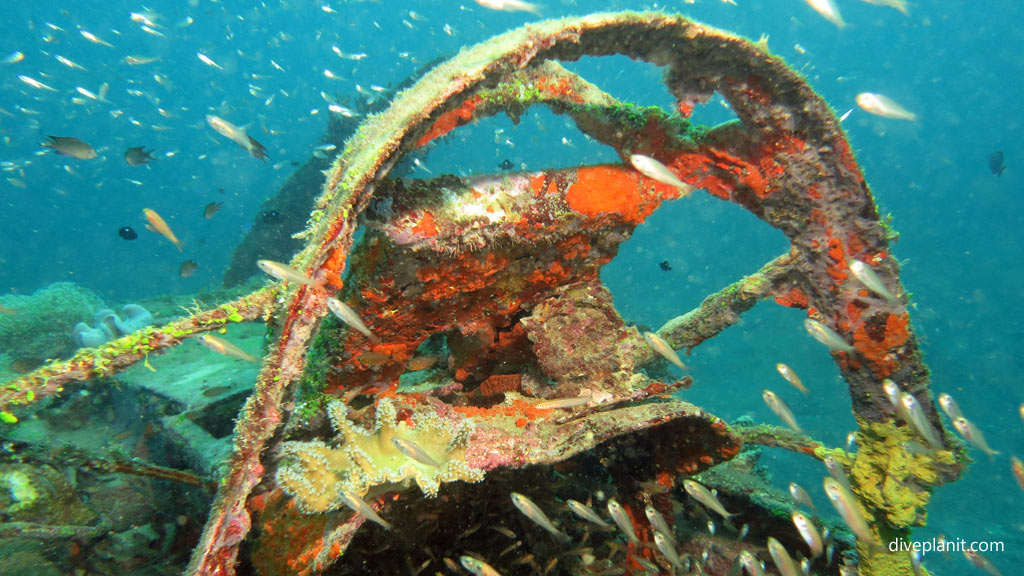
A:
988,151,1005,176
659,260,672,271
180,260,198,278
204,202,223,219
118,226,138,240
202,385,232,397
499,159,514,171
124,146,156,166
260,209,281,223
43,136,97,159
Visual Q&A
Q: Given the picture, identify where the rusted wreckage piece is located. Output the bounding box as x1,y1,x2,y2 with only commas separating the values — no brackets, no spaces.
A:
178,11,956,576
0,288,275,414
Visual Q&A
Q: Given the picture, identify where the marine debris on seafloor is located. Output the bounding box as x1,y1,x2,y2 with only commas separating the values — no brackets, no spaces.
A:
0,11,971,576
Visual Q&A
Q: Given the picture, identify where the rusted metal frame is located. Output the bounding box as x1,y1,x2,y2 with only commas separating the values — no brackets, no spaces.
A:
82,454,217,491
654,251,801,357
0,521,108,541
187,18,673,576
734,423,846,462
2,439,217,491
0,287,276,414
186,12,944,574
658,29,927,423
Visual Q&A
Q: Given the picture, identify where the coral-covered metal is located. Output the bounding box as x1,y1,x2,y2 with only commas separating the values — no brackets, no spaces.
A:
182,11,957,576
0,11,961,576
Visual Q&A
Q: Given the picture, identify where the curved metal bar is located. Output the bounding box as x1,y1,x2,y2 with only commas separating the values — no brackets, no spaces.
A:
186,12,952,576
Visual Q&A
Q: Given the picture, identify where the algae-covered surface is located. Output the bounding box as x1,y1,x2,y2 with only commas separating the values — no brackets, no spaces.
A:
0,3,1020,576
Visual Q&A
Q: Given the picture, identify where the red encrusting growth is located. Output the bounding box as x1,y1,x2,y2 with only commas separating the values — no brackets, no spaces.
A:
852,312,910,378
250,489,332,576
825,235,849,284
410,211,438,238
415,96,483,147
452,399,549,423
774,287,810,309
564,165,677,224
534,75,584,104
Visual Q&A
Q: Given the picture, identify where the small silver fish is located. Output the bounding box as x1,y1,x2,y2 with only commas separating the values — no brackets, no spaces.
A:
536,391,592,410
762,389,802,432
860,0,909,15
460,555,503,576
653,532,684,570
883,378,911,422
788,482,816,511
804,0,845,28
909,547,923,576
206,114,269,160
792,511,823,557
952,416,999,460
848,259,899,303
937,392,963,421
845,431,858,455
510,493,569,543
474,0,541,14
776,363,809,395
567,499,610,528
197,334,257,362
391,437,442,467
683,479,734,520
642,331,686,371
767,537,801,576
963,549,1004,576
339,490,391,530
803,318,854,353
644,504,673,539
823,477,878,546
257,259,319,285
606,499,638,544
900,440,934,455
856,93,917,121
737,523,749,541
900,392,944,449
823,456,853,493
707,520,715,537
629,154,694,196
326,297,378,342
738,549,766,576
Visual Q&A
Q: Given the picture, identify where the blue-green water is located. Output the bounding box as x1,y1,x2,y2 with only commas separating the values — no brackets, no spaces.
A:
0,1,1020,574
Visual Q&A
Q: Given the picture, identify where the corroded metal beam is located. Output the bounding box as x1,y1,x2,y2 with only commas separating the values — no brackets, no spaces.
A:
0,287,275,416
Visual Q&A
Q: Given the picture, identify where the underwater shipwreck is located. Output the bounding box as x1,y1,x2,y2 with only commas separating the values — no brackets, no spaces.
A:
0,12,970,576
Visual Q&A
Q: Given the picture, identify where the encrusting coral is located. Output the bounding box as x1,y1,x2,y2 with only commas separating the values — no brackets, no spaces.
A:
276,398,482,513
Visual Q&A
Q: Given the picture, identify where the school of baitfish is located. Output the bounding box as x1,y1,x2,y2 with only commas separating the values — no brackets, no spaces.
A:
11,3,1012,574
189,221,1016,575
